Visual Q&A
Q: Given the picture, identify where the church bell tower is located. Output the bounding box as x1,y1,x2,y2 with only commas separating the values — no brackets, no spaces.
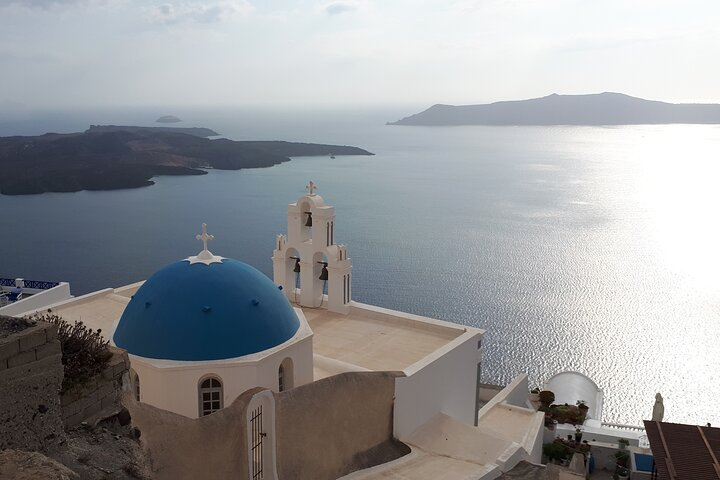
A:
272,182,352,314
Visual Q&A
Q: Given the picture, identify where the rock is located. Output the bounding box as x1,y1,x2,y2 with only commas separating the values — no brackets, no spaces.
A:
0,450,79,480
156,115,181,123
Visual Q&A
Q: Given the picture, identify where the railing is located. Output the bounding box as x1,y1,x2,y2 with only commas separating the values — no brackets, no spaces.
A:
23,280,60,290
601,421,646,432
0,278,59,290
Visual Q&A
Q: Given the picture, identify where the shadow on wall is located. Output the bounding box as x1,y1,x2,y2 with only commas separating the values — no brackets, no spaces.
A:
126,371,410,480
126,388,260,480
275,371,410,479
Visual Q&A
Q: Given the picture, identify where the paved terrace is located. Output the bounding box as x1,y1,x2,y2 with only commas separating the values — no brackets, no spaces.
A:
303,302,466,377
23,282,141,339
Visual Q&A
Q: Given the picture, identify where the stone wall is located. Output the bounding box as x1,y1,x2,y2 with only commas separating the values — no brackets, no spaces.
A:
60,346,129,428
0,319,65,451
275,371,408,480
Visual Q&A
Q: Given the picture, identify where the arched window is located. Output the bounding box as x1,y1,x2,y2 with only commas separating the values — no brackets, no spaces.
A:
198,376,223,417
278,358,294,392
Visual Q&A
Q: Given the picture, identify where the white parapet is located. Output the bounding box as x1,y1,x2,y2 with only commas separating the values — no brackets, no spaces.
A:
393,328,483,440
0,282,72,317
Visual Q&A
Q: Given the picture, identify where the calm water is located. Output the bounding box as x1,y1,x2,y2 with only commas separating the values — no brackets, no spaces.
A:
1,108,719,427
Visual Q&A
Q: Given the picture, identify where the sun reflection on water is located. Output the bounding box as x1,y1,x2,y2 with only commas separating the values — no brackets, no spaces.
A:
635,126,720,297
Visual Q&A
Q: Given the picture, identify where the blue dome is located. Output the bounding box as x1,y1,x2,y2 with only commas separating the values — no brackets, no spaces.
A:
113,258,299,361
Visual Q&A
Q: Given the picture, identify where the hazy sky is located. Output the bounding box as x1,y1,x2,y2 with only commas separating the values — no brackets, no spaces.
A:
1,0,719,109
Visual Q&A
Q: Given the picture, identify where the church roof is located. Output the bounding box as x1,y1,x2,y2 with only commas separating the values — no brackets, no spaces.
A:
113,254,300,362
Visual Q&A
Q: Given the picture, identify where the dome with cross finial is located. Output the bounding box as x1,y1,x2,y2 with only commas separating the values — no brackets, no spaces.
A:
113,224,300,361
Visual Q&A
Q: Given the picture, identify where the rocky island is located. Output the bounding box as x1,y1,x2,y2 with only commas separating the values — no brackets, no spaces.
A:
0,126,373,195
156,115,182,123
389,92,720,126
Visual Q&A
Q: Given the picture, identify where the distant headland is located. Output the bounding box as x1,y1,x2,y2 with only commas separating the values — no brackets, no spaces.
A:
0,125,373,195
389,92,720,126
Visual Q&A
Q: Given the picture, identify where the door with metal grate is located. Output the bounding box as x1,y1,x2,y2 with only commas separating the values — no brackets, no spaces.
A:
250,405,264,479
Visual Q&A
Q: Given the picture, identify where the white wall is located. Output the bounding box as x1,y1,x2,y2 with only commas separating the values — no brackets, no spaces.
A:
0,283,72,316
477,375,545,465
133,334,313,419
478,375,530,415
555,423,643,445
393,330,482,439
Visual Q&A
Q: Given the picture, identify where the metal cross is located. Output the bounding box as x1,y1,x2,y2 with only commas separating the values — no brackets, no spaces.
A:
196,223,214,251
306,181,317,195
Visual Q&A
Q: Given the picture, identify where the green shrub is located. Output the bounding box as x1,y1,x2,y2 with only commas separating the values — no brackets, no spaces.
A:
28,310,112,391
615,449,630,467
543,442,568,463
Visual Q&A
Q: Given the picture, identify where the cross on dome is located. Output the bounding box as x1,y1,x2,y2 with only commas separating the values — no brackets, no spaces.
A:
306,181,317,195
187,223,224,266
196,223,214,252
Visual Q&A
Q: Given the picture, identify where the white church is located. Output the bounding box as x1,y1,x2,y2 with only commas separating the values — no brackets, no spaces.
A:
14,184,547,479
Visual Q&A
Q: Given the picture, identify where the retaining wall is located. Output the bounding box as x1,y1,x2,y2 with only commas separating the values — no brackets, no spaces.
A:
60,346,129,428
0,319,65,451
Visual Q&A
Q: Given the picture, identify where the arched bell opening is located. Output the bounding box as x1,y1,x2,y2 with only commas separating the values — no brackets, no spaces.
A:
284,248,301,303
298,200,313,242
311,251,329,307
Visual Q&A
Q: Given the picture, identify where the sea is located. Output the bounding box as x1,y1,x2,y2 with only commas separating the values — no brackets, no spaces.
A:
1,107,719,428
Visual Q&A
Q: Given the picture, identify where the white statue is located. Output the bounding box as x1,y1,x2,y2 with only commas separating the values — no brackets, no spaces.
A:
652,392,664,422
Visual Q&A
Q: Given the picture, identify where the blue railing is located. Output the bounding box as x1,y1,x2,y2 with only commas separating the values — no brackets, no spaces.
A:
0,278,59,290
23,280,60,290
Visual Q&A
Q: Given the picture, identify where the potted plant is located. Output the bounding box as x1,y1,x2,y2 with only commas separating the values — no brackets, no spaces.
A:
529,388,540,402
614,465,629,480
574,427,583,443
613,449,631,479
539,390,555,407
615,449,630,468
576,400,589,422
618,438,630,450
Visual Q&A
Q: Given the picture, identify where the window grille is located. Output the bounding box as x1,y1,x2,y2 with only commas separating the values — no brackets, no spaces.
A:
199,377,223,416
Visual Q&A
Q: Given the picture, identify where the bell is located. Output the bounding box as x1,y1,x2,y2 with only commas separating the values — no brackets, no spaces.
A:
293,258,301,273
304,212,313,227
319,264,329,281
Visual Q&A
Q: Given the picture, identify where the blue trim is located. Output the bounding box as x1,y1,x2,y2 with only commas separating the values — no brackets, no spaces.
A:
24,280,60,290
